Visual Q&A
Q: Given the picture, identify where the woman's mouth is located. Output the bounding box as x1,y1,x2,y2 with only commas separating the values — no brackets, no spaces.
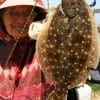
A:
11,25,29,32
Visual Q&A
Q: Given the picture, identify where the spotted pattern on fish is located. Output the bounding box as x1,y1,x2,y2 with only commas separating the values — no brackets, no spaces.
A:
36,0,99,99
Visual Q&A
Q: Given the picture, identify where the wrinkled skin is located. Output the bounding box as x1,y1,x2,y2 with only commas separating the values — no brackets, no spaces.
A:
36,0,99,99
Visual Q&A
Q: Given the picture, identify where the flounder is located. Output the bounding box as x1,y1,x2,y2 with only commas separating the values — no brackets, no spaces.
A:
36,0,99,99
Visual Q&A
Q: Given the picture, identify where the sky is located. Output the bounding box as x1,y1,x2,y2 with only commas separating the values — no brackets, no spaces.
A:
43,0,100,24
44,0,100,8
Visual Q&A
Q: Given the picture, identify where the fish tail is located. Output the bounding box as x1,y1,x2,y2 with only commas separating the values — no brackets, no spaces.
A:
47,88,68,100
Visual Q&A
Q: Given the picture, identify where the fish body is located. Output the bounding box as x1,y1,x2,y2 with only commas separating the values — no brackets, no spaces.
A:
36,0,99,99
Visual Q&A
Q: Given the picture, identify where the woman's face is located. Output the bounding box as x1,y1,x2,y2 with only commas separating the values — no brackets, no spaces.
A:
2,6,35,40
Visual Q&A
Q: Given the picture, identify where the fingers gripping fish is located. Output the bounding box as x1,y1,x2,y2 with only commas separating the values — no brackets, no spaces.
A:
36,0,99,99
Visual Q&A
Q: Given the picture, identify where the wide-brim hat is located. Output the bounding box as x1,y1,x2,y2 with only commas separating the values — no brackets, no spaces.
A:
0,0,47,21
0,0,45,9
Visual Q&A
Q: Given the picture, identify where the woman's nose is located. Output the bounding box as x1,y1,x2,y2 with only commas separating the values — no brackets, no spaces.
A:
16,15,27,24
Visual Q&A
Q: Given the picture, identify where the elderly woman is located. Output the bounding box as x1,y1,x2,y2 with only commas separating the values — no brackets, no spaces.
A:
0,0,54,99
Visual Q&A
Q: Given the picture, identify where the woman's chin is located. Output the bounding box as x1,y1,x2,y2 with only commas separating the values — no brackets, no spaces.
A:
13,35,27,40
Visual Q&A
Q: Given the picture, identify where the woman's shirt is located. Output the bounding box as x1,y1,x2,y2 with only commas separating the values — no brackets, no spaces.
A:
0,35,54,100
